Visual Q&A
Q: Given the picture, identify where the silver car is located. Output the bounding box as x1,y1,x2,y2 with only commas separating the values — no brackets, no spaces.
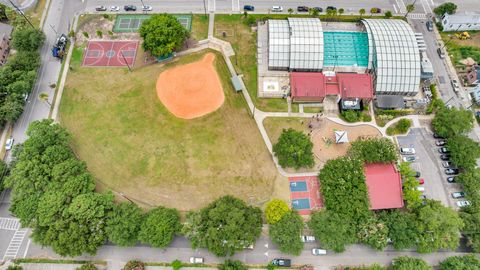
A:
110,6,120,11
457,201,471,207
312,248,327,255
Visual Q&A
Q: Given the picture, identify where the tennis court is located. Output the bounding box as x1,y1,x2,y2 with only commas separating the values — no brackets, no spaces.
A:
292,198,311,210
289,176,323,215
113,14,192,33
82,40,138,67
290,181,307,192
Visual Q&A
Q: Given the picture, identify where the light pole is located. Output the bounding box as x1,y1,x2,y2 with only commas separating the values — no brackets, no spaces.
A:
202,0,207,17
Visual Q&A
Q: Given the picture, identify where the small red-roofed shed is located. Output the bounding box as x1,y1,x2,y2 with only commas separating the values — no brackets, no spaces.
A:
364,163,404,210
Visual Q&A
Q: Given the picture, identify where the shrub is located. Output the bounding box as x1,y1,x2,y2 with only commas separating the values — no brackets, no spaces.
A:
244,16,256,26
386,118,412,136
123,260,145,270
341,110,360,122
218,260,247,270
361,113,372,122
7,266,23,270
108,30,113,36
76,263,98,270
172,260,182,270
96,30,103,38
102,14,110,20
265,199,290,224
83,31,89,38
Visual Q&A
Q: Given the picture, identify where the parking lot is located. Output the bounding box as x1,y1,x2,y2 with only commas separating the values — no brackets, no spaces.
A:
397,128,465,209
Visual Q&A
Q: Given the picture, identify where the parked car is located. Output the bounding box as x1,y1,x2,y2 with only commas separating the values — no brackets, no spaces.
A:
312,248,327,255
326,6,337,11
440,154,451,160
418,178,425,185
313,7,323,12
142,5,153,11
447,176,456,183
243,5,254,11
433,133,445,139
400,147,416,155
124,5,137,11
271,6,283,12
402,156,417,162
416,186,425,192
190,257,204,264
5,138,14,151
426,20,433,31
442,161,453,168
297,6,309,12
95,6,107,11
452,192,466,199
110,6,120,11
415,171,421,178
438,147,450,153
301,235,316,242
420,194,427,200
271,259,291,267
445,168,460,175
451,79,461,93
371,7,382,13
437,47,446,59
457,201,471,207
436,140,447,146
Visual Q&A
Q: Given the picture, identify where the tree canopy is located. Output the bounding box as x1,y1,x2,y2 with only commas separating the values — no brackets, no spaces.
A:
440,255,480,270
392,256,431,270
348,137,397,163
106,202,144,246
446,135,480,170
308,211,357,252
265,199,290,224
76,262,98,270
432,107,473,138
138,206,180,248
398,162,422,208
218,260,247,270
379,210,418,250
269,211,304,255
272,128,314,169
139,14,189,57
11,28,45,51
182,195,262,256
356,217,389,251
434,2,457,16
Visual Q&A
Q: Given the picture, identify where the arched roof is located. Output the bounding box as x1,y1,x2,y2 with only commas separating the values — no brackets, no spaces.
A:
362,19,420,96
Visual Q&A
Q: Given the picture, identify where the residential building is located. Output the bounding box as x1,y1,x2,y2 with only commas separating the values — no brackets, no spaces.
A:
0,22,13,66
441,12,480,32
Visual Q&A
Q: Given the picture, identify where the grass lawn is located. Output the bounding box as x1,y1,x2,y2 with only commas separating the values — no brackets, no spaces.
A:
61,49,288,211
191,14,209,40
25,0,47,27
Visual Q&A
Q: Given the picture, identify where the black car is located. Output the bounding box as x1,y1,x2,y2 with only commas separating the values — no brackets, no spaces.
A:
271,259,291,267
124,5,137,11
297,6,309,12
438,147,450,154
326,6,337,11
445,168,459,175
440,154,451,160
95,6,107,11
243,5,254,11
313,7,323,12
433,133,444,139
447,176,456,183
426,20,433,31
415,171,421,178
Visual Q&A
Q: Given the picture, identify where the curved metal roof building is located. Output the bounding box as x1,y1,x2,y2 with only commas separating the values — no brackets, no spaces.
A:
362,19,421,96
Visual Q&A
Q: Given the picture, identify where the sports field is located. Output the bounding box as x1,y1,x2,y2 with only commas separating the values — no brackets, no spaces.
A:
113,14,192,32
60,49,288,210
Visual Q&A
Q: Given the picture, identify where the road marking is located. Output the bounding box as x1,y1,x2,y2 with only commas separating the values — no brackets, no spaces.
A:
2,228,28,261
0,217,20,231
395,0,407,13
23,239,31,258
264,243,268,248
408,13,428,19
264,251,268,257
393,4,398,14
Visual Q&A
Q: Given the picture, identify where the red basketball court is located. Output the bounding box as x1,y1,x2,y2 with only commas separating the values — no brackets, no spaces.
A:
289,176,323,215
82,40,138,67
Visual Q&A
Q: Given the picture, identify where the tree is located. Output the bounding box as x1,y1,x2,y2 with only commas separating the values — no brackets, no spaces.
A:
139,14,189,58
460,207,480,252
38,92,51,106
273,128,314,169
106,202,144,246
392,256,431,270
457,169,480,205
398,162,422,208
218,260,247,270
138,206,180,248
123,260,145,270
432,107,473,138
370,8,378,15
76,263,98,270
356,217,389,251
359,9,366,17
0,3,8,22
446,135,480,170
348,137,397,163
434,2,457,16
11,28,45,52
6,266,23,270
414,200,463,253
309,211,356,252
338,8,344,16
265,199,289,224
405,4,415,18
288,8,293,14
379,210,419,250
440,255,480,270
269,211,304,255
385,11,393,19
319,157,370,219
310,8,319,17
182,195,262,256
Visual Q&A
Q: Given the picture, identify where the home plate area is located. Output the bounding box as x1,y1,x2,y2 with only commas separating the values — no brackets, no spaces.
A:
82,40,138,67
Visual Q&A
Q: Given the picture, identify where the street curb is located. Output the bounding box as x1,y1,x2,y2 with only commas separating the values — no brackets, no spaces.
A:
39,0,53,29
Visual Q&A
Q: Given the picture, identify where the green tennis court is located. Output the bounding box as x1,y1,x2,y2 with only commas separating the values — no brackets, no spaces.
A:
113,14,192,33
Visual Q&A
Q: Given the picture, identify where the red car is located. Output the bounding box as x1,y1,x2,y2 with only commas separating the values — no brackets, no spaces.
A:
418,178,425,185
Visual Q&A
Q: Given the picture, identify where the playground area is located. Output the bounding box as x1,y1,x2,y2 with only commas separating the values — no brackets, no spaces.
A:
113,14,192,32
156,53,224,119
82,40,138,67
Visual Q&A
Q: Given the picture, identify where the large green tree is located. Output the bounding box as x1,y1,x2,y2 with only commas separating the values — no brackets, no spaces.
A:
265,199,290,225
269,211,304,255
432,107,473,138
138,206,180,248
356,217,389,251
11,28,45,51
348,137,397,163
182,195,262,256
218,260,247,270
379,210,419,250
447,135,480,170
308,211,357,252
434,2,457,16
460,207,480,252
398,162,422,208
440,255,480,270
392,256,431,270
273,128,314,169
139,14,189,57
106,202,144,246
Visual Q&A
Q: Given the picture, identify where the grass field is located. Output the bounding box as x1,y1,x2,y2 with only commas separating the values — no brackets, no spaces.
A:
191,14,209,40
441,31,480,67
25,0,47,27
61,49,288,210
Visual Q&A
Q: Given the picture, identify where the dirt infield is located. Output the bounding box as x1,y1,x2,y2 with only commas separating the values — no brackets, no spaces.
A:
311,119,382,164
156,53,225,119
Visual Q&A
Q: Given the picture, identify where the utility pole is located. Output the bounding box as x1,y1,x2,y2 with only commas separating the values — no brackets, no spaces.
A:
404,0,417,18
7,0,34,29
49,24,58,35
120,51,132,72
202,0,207,17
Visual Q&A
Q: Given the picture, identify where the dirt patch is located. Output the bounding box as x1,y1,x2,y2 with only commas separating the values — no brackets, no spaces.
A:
156,53,225,119
311,119,382,164
76,15,139,45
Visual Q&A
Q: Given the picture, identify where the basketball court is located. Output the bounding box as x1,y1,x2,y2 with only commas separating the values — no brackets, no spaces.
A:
289,176,323,215
82,40,138,67
113,14,192,33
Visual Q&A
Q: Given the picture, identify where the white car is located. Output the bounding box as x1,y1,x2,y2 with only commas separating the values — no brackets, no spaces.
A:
110,6,120,11
451,79,460,93
271,6,283,12
142,5,153,11
312,248,327,255
189,257,204,264
400,147,415,155
402,156,417,162
457,201,471,207
5,138,14,151
301,235,315,242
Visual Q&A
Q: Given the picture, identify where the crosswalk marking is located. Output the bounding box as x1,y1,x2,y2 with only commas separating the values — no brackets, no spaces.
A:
408,13,428,19
3,228,28,261
0,217,20,231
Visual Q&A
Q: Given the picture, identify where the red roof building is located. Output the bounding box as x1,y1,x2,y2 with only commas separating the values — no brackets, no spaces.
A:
364,163,404,210
290,72,373,102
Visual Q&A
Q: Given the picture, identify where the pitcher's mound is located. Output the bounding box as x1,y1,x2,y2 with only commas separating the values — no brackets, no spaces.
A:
156,53,225,119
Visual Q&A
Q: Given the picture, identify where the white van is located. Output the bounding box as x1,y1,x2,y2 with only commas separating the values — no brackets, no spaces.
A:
271,6,283,12
189,257,204,264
